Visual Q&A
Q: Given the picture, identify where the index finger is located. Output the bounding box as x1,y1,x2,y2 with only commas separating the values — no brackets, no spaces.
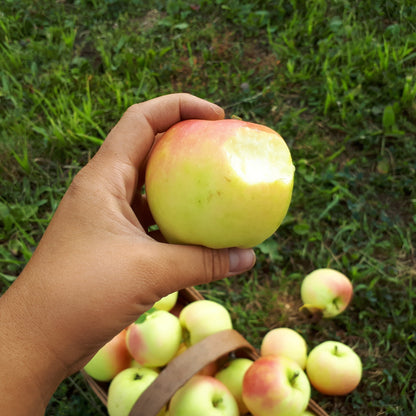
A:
98,93,225,169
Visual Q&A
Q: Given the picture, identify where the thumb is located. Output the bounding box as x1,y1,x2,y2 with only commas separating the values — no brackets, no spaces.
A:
143,242,256,297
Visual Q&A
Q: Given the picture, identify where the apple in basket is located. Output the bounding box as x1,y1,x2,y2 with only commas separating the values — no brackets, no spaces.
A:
83,329,131,382
126,309,182,368
179,299,233,346
169,375,239,416
242,355,311,416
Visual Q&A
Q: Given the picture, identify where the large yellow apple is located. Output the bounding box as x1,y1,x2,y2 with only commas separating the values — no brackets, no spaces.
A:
145,119,295,249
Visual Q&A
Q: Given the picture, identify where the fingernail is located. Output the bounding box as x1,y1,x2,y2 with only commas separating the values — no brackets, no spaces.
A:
228,248,256,275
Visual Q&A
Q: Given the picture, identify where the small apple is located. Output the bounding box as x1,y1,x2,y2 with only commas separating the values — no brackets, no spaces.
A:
126,309,182,368
83,330,131,382
300,268,353,318
242,355,311,416
179,300,233,346
169,375,239,416
153,291,178,312
145,118,295,249
215,358,254,414
306,340,362,395
260,327,308,369
107,367,165,416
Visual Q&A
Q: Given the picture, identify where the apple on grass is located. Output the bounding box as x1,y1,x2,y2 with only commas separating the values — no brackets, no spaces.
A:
126,309,182,368
306,340,362,396
242,355,311,416
215,358,254,414
169,375,239,416
83,329,131,382
107,367,165,416
179,300,233,346
260,327,308,369
145,118,295,249
300,268,353,318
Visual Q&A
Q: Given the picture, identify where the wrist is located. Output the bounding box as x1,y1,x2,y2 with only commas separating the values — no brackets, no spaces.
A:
0,281,67,415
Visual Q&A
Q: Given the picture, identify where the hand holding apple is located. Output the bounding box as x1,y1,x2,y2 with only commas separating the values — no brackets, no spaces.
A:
145,118,295,249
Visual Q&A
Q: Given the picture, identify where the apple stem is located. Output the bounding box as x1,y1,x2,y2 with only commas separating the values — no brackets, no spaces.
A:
290,371,299,385
212,397,223,408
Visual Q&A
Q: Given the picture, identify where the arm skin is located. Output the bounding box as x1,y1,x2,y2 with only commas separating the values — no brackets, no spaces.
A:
0,94,256,415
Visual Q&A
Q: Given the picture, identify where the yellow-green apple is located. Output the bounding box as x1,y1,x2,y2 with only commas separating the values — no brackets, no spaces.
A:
215,358,254,414
260,327,308,369
107,367,165,416
126,310,182,367
242,355,311,416
145,119,295,249
179,300,232,346
169,375,239,416
153,291,178,311
83,329,131,382
301,411,315,416
306,340,362,395
300,268,353,318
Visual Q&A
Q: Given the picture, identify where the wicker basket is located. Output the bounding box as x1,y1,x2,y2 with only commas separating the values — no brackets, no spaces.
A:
83,287,329,416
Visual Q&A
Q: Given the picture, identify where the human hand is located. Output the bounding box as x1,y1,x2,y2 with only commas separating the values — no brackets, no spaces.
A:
0,94,255,414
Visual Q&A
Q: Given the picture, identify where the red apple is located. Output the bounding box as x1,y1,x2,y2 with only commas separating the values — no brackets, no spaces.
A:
242,355,311,416
83,330,131,382
300,268,353,318
145,119,295,249
306,340,362,395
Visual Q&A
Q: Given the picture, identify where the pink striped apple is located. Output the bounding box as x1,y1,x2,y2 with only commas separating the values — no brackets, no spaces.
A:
300,268,353,318
242,355,311,416
145,119,295,249
260,327,308,369
83,329,131,382
126,310,182,368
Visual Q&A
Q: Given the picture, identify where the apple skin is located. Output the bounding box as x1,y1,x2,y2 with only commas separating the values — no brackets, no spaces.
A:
83,330,131,382
260,327,308,369
107,367,165,416
153,291,178,312
306,340,362,395
169,375,239,416
242,355,311,416
126,310,182,368
145,119,295,249
179,300,233,346
215,358,254,414
300,268,353,318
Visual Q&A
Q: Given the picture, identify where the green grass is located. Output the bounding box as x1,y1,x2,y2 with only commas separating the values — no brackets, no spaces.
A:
1,0,415,414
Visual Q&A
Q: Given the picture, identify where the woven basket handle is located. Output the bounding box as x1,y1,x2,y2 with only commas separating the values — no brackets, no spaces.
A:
129,329,256,416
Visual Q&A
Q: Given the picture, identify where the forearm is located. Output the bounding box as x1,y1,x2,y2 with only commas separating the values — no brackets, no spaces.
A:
0,280,67,415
